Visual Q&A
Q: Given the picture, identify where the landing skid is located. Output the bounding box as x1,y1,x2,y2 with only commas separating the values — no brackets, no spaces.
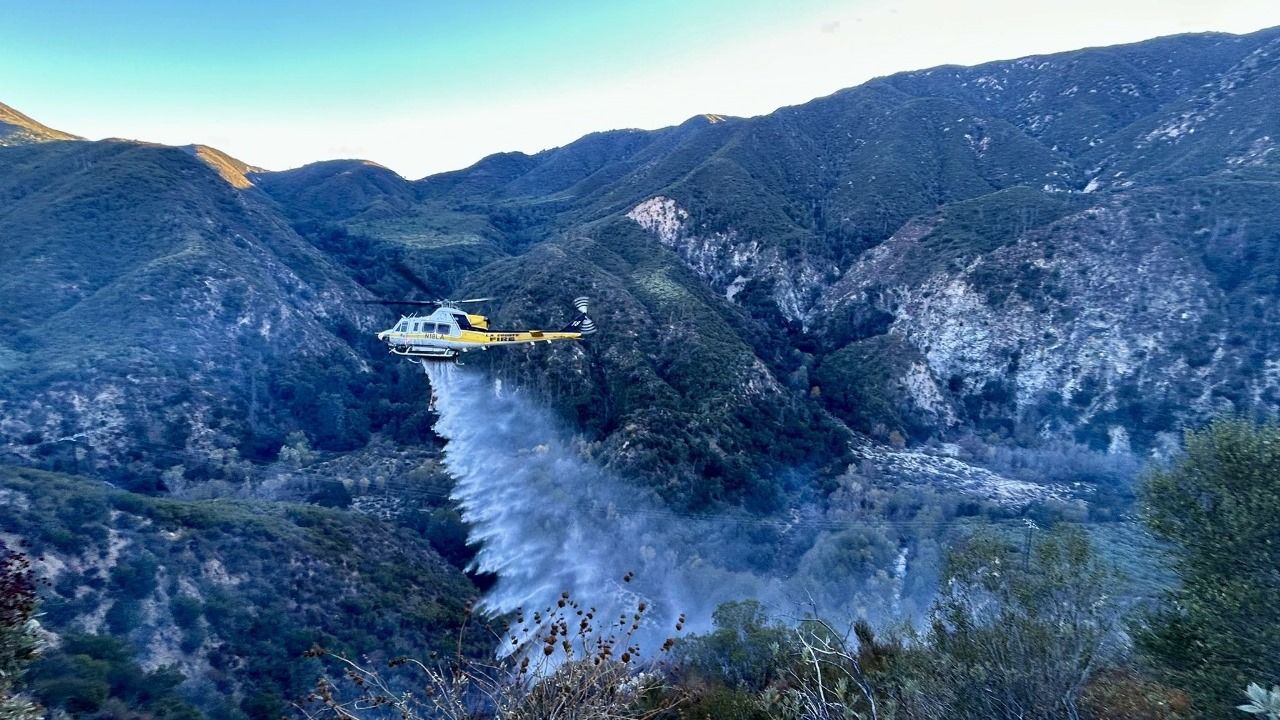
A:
408,357,464,370
392,346,461,363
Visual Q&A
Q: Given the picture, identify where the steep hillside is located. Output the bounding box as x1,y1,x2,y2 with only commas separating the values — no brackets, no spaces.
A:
436,225,852,508
251,159,418,222
817,176,1280,451
0,137,436,492
185,144,263,190
0,101,79,146
0,465,479,718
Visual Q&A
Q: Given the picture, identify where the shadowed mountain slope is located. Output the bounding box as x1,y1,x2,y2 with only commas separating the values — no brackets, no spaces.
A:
0,138,436,492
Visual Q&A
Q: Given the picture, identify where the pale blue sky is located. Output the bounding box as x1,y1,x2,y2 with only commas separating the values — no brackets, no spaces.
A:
3,0,1278,177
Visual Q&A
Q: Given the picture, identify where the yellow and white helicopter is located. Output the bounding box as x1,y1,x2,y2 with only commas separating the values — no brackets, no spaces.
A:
370,296,596,363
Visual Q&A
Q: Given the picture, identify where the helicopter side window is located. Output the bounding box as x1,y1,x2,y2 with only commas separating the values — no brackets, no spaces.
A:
435,324,452,336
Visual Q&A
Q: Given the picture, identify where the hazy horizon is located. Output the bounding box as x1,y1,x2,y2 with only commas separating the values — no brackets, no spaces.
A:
4,0,1279,178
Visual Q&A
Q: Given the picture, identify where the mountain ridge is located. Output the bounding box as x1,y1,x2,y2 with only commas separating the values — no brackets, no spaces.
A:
0,100,80,145
248,24,1280,467
4,24,1280,499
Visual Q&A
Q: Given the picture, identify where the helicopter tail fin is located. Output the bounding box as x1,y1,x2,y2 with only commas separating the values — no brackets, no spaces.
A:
562,296,597,336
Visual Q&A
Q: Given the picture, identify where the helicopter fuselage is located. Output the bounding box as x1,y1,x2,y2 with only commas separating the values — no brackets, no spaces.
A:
375,305,589,361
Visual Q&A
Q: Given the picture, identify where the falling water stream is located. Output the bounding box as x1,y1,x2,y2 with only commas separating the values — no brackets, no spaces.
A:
423,364,794,655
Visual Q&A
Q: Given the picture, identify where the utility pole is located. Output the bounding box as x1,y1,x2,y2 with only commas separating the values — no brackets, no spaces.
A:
1022,519,1039,571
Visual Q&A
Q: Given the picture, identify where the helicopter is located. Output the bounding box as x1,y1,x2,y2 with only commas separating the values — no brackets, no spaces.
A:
368,296,596,363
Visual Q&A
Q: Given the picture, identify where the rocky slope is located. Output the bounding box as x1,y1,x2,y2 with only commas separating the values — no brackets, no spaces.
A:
818,178,1280,452
0,132,451,493
0,465,478,718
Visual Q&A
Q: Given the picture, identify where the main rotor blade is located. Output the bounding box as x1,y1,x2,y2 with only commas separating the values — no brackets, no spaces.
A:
355,296,495,307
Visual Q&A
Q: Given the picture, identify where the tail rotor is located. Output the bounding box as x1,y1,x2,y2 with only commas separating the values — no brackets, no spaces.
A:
565,296,597,336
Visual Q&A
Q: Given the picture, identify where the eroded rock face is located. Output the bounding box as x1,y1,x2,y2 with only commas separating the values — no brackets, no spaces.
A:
613,26,1280,456
626,196,830,323
626,196,687,245
626,177,1280,454
819,190,1280,451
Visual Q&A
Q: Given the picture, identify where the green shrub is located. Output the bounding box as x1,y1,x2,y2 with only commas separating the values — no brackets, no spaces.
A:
1139,420,1280,716
674,600,795,692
